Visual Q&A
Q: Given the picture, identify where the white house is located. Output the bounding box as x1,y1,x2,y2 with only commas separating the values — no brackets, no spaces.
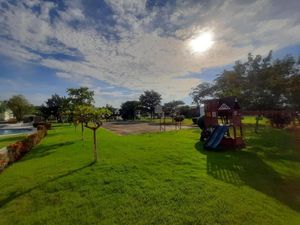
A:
0,108,14,121
0,101,15,121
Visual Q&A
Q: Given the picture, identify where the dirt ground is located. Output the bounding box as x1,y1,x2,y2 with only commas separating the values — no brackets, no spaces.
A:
102,121,197,135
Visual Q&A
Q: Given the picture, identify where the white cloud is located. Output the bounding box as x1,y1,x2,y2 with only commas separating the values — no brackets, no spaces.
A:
0,0,300,106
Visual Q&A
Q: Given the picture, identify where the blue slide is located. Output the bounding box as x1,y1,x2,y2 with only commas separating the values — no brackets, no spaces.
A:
204,125,228,150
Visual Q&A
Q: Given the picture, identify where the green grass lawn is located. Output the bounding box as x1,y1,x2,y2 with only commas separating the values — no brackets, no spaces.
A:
0,123,299,225
0,134,27,149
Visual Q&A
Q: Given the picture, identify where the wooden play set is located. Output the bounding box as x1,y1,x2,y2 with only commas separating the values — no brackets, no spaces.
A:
199,96,245,150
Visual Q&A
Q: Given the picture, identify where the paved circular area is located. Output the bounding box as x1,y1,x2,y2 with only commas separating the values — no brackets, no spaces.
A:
102,121,196,135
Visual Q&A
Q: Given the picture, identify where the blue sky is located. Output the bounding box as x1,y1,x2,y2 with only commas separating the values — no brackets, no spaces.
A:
0,0,300,107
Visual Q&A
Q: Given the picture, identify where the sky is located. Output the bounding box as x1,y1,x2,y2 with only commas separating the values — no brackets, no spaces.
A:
0,0,300,107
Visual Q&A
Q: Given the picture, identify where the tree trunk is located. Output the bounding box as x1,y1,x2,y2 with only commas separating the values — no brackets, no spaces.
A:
255,115,260,133
93,129,98,162
81,123,84,141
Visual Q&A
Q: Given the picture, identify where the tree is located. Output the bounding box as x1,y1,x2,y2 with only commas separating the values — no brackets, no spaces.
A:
190,82,215,104
67,87,94,108
75,105,111,162
119,101,140,120
104,104,118,121
7,95,33,121
191,51,300,111
163,100,185,121
44,94,69,122
139,90,162,119
37,104,52,120
73,105,89,141
177,105,199,118
0,101,7,113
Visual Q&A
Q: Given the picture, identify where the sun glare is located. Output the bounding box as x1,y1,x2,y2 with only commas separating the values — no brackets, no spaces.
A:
189,31,214,53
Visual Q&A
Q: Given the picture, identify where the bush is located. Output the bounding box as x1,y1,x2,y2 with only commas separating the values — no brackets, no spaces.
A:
174,115,185,122
0,125,48,172
192,117,199,124
33,122,51,130
266,113,291,128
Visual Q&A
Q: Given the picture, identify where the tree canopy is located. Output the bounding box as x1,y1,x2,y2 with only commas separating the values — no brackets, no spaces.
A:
7,95,33,121
119,101,140,120
67,87,95,108
191,51,300,111
139,90,162,119
163,100,185,117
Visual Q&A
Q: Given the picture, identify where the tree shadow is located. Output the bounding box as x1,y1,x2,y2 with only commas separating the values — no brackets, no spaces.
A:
21,141,75,161
0,135,26,145
195,142,300,212
0,162,95,208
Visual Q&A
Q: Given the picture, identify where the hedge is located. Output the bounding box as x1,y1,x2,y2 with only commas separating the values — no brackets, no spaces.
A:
0,125,48,172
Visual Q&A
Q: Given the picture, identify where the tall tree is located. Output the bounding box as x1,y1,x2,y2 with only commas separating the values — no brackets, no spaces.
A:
119,101,140,120
190,82,215,104
192,51,299,112
139,90,162,119
7,95,33,121
44,94,69,122
37,104,52,120
67,87,95,108
163,100,185,121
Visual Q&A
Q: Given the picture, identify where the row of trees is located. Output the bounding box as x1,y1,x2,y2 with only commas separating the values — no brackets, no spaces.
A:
191,51,300,111
39,87,113,162
119,91,198,120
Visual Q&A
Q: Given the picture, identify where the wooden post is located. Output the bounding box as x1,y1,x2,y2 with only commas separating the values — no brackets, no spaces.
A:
233,126,237,139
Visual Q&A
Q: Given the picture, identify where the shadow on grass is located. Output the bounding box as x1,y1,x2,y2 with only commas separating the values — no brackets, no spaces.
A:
195,142,300,212
21,141,75,161
0,162,95,208
0,135,26,144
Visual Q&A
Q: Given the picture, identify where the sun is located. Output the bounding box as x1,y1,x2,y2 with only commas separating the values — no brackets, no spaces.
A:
189,31,214,53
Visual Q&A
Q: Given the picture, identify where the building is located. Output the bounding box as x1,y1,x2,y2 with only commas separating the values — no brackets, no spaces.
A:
0,101,15,121
0,108,14,121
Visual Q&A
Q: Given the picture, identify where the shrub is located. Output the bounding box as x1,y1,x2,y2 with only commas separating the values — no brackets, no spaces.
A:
192,117,199,124
0,125,48,172
174,115,185,122
33,122,51,130
266,113,291,128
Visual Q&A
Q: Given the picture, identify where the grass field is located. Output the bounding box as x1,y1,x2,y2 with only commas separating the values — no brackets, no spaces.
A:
0,134,27,149
0,123,299,225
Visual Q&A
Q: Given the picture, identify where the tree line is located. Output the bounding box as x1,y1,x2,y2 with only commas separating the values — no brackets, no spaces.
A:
119,91,198,120
191,51,300,112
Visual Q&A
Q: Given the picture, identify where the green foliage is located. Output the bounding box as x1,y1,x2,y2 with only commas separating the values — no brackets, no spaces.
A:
0,124,299,224
139,90,162,118
0,101,7,113
119,101,140,120
191,51,300,110
67,87,95,109
190,82,215,104
39,94,69,122
7,95,33,121
163,100,185,117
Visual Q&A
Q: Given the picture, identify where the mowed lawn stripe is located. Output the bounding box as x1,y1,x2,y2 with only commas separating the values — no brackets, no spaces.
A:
0,124,299,225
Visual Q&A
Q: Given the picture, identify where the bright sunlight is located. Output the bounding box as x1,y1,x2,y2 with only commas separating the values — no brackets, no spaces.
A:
189,31,214,53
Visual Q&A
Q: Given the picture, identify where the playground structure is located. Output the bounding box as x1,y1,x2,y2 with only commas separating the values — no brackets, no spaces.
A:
198,96,245,150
